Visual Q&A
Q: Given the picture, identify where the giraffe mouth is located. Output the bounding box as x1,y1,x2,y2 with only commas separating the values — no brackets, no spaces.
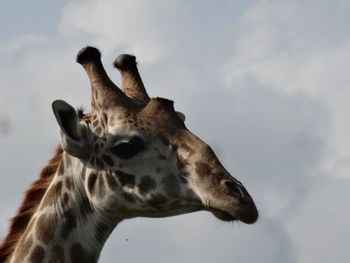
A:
208,208,237,222
206,200,258,224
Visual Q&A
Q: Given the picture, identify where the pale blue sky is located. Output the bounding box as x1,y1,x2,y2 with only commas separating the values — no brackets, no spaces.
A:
0,0,70,40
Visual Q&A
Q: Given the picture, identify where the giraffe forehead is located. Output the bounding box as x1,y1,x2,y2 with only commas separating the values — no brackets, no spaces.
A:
104,116,183,142
93,97,186,134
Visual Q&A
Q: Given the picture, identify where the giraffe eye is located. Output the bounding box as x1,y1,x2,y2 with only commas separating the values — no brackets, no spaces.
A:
110,137,145,159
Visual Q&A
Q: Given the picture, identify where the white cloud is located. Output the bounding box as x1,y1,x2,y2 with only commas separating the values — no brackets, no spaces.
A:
224,0,350,178
59,0,189,62
286,176,350,263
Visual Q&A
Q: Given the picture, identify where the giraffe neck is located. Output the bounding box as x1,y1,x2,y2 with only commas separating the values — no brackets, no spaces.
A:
10,153,119,263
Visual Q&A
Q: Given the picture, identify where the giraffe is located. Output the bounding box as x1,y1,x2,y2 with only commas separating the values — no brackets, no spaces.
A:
0,46,258,263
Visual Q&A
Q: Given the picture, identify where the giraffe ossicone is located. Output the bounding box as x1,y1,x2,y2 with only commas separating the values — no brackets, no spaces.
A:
0,46,258,263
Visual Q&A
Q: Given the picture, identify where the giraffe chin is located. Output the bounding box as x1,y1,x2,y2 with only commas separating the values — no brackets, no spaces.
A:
209,208,238,222
207,205,258,224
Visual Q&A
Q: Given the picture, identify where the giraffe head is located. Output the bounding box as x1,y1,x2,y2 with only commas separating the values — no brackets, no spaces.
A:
52,47,258,225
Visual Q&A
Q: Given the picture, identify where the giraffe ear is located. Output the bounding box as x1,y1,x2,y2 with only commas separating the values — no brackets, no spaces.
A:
52,100,89,159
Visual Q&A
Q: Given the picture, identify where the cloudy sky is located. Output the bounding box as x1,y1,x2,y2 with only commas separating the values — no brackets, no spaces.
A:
0,0,349,262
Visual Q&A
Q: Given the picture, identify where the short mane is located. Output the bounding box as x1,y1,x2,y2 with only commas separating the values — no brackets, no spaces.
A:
0,145,63,262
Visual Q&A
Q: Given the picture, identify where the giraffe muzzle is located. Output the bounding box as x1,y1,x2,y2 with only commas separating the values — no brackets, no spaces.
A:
224,180,250,201
225,180,258,223
205,179,258,224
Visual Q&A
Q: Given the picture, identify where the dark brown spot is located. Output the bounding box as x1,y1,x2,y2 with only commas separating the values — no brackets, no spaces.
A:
171,144,178,150
95,126,102,135
29,245,45,262
70,243,94,263
88,173,97,195
105,172,118,190
92,120,99,128
61,208,76,239
36,213,56,243
64,177,71,190
116,171,135,187
162,174,180,197
148,194,167,208
49,245,64,263
161,137,170,146
195,161,211,176
139,176,156,194
102,155,114,167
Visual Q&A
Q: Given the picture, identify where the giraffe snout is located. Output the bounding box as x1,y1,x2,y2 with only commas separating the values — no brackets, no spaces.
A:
223,180,251,203
206,178,258,224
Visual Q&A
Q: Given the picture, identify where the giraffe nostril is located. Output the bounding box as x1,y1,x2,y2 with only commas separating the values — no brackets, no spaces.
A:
224,181,249,201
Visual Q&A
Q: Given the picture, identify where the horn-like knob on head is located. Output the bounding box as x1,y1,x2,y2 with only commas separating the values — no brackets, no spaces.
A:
113,54,137,69
76,46,129,111
77,46,101,64
113,54,150,106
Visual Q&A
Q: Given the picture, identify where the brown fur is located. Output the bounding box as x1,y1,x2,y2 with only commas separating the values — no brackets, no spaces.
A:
0,145,63,263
